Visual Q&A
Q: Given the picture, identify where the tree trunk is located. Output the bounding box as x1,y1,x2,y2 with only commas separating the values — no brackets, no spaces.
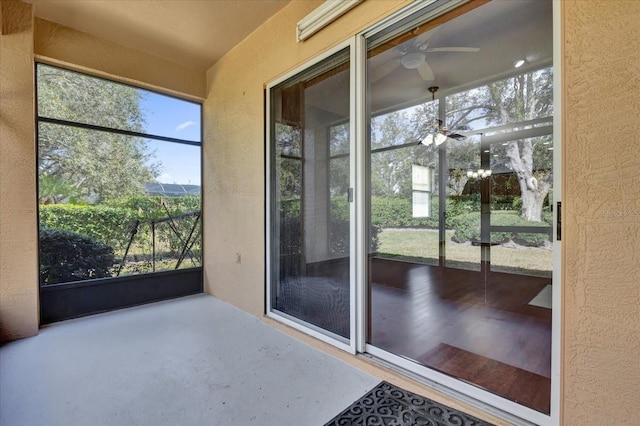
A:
505,140,550,222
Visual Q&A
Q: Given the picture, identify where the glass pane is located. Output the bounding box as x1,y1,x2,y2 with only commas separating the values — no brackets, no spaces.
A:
38,122,202,285
445,135,481,271
366,0,553,414
270,48,351,339
37,64,201,142
488,133,553,277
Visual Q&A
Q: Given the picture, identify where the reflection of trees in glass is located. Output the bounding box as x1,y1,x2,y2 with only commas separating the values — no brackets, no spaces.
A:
37,65,160,203
275,123,302,199
369,67,553,222
449,67,554,221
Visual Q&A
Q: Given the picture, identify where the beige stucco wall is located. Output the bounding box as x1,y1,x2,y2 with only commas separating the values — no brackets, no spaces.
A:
34,18,205,100
562,1,640,424
204,0,640,424
1,2,207,342
202,0,411,317
0,0,39,341
1,0,639,422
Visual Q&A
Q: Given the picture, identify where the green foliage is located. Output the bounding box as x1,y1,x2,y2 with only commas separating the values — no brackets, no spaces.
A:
38,175,81,204
37,64,160,203
279,198,301,219
39,204,138,250
39,227,115,286
106,195,202,258
105,195,200,220
450,211,551,246
369,196,480,229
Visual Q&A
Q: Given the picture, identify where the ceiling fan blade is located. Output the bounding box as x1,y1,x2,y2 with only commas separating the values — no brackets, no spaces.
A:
445,132,467,141
370,59,399,82
425,47,480,53
417,61,434,81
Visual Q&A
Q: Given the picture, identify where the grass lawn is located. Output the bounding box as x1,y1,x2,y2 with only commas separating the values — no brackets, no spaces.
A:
377,228,552,277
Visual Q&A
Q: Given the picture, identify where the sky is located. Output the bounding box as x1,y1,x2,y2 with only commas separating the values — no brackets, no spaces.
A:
140,91,202,185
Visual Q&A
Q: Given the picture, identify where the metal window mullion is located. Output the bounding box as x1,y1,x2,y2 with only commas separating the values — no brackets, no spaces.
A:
37,116,201,146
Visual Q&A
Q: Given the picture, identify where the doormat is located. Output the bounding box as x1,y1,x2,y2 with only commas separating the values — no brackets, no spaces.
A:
324,381,494,426
528,284,552,309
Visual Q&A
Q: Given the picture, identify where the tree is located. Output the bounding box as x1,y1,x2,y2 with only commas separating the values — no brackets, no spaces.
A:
408,67,554,221
37,65,160,203
484,68,554,221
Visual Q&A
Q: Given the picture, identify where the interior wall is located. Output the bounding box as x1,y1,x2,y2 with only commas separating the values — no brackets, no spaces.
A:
0,0,39,342
202,0,411,317
34,18,205,100
562,1,640,424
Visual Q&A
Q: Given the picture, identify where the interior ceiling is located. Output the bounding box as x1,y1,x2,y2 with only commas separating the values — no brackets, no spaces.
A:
306,0,553,119
26,0,292,70
368,0,553,113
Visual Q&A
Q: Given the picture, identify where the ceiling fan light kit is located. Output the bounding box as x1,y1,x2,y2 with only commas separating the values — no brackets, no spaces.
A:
418,86,467,147
401,52,426,69
420,132,448,147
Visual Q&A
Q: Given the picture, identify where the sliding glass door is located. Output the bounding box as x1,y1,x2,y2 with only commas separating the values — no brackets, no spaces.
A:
365,0,554,415
267,47,353,343
267,0,557,422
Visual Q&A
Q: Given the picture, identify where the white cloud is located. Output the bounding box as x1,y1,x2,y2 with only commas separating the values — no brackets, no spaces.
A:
176,120,195,131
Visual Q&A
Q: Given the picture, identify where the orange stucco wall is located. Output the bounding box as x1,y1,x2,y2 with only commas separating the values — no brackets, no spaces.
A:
562,1,640,424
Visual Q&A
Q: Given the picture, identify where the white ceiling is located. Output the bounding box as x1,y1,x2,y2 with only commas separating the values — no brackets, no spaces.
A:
26,0,292,70
304,0,553,120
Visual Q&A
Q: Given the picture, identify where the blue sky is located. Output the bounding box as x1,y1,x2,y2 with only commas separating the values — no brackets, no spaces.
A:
140,91,202,185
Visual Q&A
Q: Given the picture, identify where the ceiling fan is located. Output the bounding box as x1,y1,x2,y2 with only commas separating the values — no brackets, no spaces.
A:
419,86,467,146
371,29,479,82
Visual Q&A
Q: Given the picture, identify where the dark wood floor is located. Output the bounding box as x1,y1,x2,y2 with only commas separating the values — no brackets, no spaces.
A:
368,258,552,414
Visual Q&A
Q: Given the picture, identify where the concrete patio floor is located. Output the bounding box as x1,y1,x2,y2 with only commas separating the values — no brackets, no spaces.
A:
0,294,379,426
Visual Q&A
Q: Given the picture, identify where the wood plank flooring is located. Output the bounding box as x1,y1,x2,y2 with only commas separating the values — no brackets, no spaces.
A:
418,343,550,414
368,257,552,414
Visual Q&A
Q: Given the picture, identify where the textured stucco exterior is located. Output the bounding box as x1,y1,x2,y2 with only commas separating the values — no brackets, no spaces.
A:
1,0,639,423
0,0,38,341
562,1,640,424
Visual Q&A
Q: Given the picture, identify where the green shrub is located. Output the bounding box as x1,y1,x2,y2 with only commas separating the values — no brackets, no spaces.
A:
450,211,551,246
105,195,200,220
39,227,115,285
39,204,138,250
279,198,301,219
370,196,440,229
40,197,203,270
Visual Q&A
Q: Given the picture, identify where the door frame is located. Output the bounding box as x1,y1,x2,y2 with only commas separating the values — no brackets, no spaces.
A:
265,1,563,424
265,38,357,354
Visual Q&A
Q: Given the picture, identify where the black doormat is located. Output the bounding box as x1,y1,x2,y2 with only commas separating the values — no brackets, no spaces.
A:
324,382,495,426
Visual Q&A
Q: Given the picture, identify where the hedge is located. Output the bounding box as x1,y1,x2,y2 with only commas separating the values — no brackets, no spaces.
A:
39,227,115,285
105,195,200,220
106,196,202,257
39,204,138,250
281,195,481,229
449,211,551,246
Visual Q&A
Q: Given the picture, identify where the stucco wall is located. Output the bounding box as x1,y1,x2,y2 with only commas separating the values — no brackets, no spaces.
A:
202,0,411,317
1,2,206,342
204,0,640,423
562,1,640,424
34,18,205,100
0,0,38,341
